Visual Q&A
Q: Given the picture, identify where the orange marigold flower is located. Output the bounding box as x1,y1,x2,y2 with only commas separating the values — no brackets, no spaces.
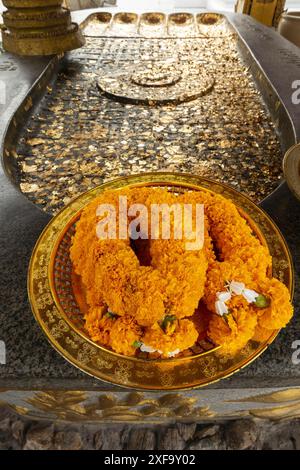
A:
208,307,257,356
110,315,143,356
142,319,198,357
256,278,293,330
84,306,114,347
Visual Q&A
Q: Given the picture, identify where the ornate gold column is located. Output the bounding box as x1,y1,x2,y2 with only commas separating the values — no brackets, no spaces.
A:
1,0,85,56
235,0,286,27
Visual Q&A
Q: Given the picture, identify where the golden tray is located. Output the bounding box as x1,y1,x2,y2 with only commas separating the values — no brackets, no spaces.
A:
28,173,294,390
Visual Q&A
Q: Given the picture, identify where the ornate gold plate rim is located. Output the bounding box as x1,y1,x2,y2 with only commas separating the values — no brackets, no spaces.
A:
283,143,300,201
28,173,294,391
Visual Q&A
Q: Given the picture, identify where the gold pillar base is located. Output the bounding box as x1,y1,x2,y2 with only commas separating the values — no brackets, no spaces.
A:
3,0,64,8
3,7,71,29
1,0,84,56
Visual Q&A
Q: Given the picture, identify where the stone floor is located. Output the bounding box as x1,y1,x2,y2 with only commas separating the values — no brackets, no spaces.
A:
1,405,300,450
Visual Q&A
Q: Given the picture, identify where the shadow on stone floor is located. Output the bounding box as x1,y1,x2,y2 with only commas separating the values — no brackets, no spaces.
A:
1,405,300,450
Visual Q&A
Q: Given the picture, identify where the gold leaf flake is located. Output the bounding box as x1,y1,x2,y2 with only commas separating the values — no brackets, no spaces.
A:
26,138,44,146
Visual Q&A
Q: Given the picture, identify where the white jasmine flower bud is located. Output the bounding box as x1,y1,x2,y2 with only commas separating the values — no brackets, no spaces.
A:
217,291,231,303
140,344,157,354
242,288,259,303
167,349,180,358
230,281,245,295
215,300,228,316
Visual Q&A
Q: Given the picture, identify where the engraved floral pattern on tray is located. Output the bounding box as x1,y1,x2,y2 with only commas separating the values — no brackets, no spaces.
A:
28,173,294,390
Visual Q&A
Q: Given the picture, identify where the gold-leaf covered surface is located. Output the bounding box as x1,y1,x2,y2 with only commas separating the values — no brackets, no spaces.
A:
16,13,283,214
28,173,293,390
97,62,215,105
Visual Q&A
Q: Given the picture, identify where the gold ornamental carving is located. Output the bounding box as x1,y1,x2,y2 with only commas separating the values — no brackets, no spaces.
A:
2,0,84,56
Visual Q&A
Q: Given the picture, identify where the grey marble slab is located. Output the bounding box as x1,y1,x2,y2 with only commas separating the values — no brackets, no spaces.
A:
1,11,300,393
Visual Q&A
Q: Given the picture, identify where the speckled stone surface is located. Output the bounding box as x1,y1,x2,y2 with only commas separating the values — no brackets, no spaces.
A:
1,11,300,395
1,404,300,449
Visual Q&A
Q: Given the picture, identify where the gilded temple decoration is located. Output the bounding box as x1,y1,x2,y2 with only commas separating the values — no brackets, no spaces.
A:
1,0,84,55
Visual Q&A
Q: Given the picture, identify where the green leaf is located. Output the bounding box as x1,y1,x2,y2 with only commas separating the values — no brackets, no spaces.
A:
254,294,270,308
105,310,118,319
132,340,142,349
161,315,177,332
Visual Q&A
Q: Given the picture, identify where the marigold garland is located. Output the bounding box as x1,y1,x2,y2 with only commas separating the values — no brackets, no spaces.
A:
70,187,293,358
